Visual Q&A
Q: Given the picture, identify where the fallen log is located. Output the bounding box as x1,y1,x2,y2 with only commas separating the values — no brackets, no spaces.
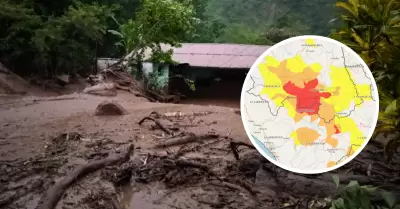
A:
210,180,246,192
35,144,134,209
82,82,117,96
154,134,220,148
133,92,156,102
138,116,172,135
163,111,214,118
229,141,256,160
126,89,157,102
174,158,222,180
176,140,219,157
110,196,124,209
115,84,131,91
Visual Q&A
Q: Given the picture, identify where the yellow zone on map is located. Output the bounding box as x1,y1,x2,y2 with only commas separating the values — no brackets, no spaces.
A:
258,48,372,164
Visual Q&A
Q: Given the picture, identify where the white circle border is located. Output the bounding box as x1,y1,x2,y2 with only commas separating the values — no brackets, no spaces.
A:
240,35,380,174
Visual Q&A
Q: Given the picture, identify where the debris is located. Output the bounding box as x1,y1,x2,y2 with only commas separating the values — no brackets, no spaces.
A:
138,116,172,135
85,67,182,103
35,144,134,209
83,82,117,96
0,62,29,94
56,74,70,85
229,140,256,160
175,159,213,173
87,74,105,85
154,133,219,148
163,111,214,118
231,109,240,115
0,62,10,74
131,91,156,102
95,101,127,116
210,180,256,195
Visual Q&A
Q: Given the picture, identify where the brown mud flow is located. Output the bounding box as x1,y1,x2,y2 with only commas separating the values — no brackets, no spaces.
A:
170,67,247,108
0,92,400,209
178,80,242,108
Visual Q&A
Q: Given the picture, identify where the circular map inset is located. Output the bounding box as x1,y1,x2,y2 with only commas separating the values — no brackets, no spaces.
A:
240,35,379,174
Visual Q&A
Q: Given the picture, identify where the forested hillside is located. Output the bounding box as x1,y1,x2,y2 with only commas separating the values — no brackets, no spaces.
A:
0,0,339,77
192,0,339,44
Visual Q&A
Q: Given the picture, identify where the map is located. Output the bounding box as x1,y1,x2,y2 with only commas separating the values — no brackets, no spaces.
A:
240,35,379,174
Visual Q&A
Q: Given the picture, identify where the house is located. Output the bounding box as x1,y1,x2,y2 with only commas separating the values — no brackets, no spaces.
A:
98,43,271,107
162,43,271,107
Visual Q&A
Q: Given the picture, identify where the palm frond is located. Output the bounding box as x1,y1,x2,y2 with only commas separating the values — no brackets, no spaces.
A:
336,1,359,18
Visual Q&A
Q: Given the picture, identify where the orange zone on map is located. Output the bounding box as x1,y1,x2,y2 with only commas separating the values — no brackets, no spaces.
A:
267,59,341,148
294,127,321,145
327,161,336,168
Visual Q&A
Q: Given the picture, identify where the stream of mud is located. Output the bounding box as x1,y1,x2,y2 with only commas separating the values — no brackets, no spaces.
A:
179,98,239,108
1,93,400,209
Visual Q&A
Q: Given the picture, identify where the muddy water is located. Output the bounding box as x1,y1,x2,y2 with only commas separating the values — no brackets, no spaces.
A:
178,81,242,109
179,98,240,108
119,182,201,209
119,184,165,209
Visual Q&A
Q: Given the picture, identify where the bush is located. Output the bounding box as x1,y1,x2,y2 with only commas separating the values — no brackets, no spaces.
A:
326,177,400,209
0,0,116,77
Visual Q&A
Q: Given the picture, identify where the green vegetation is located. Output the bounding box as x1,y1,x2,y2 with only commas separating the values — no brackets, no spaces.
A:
0,0,117,77
0,0,340,78
110,0,196,63
328,176,400,209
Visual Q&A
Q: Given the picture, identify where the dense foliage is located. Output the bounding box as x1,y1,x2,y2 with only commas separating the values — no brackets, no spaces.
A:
196,0,339,44
111,0,196,62
327,176,400,209
0,0,118,76
0,0,340,77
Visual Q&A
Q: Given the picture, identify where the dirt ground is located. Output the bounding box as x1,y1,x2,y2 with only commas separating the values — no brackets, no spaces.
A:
1,87,400,209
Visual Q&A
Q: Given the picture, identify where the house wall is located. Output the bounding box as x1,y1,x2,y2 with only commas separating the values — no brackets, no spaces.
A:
142,62,170,94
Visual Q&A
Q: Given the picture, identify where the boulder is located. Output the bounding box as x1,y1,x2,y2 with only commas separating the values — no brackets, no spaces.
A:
95,101,127,116
56,74,70,85
0,62,29,94
83,82,117,97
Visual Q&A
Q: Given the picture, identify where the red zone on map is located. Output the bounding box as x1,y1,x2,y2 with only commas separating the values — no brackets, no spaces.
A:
282,78,342,134
283,78,331,115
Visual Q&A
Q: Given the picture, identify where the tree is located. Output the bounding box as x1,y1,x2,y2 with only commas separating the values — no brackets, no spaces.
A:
196,0,337,44
0,0,117,77
215,24,272,45
112,0,197,64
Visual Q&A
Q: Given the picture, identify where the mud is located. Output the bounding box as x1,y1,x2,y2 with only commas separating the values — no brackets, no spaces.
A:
0,90,400,209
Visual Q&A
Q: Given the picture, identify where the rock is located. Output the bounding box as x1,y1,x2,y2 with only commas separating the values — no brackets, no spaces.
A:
56,74,70,85
0,62,10,74
230,108,240,115
95,101,127,116
237,152,263,176
0,62,29,94
83,82,116,95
